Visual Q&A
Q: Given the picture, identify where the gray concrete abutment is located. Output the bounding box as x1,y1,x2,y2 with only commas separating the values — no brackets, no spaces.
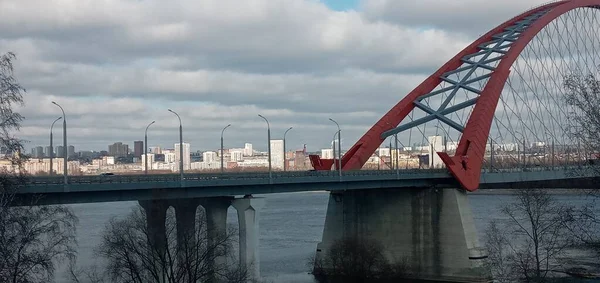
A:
139,195,265,282
315,188,490,282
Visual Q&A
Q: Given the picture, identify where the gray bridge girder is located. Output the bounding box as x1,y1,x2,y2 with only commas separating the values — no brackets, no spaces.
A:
12,167,600,206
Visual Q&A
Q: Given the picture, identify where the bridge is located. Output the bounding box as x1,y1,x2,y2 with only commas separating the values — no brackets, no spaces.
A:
14,167,600,205
16,1,600,282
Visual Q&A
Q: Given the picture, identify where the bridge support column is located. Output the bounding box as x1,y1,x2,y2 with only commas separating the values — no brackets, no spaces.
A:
315,188,489,282
199,197,234,282
172,199,199,254
139,199,169,283
232,196,265,281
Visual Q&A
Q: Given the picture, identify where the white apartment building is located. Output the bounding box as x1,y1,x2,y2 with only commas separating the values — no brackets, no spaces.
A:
244,143,253,156
164,151,176,164
270,139,284,170
192,161,220,170
230,150,244,162
20,158,80,175
428,136,445,168
141,153,155,170
174,143,191,170
148,146,162,154
203,151,218,163
321,149,334,159
238,157,269,168
378,147,391,157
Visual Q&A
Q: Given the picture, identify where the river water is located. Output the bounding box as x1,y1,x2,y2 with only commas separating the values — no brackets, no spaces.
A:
57,191,598,283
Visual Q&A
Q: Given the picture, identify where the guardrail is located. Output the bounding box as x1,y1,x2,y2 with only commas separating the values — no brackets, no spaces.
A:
21,165,599,186
24,169,450,186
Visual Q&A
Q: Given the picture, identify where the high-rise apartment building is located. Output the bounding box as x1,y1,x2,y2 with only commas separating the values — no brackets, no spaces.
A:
230,150,244,162
270,139,284,170
244,143,253,156
428,136,444,168
141,153,155,171
149,146,162,154
203,151,218,163
56,146,64,158
108,142,129,157
174,143,191,170
67,145,75,158
33,146,44,158
133,141,143,158
45,146,53,158
321,149,334,159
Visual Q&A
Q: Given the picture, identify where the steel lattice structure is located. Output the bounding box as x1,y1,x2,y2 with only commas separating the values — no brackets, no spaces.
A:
336,0,600,191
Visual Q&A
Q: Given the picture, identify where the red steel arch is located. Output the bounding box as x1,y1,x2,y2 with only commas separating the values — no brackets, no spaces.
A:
340,0,600,191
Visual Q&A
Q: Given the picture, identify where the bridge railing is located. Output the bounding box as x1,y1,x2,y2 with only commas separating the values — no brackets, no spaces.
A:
22,169,451,186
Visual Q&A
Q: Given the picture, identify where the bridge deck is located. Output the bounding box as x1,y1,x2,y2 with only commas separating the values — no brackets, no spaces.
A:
12,167,599,205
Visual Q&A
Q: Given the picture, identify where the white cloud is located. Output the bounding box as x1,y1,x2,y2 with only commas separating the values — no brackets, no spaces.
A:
0,0,536,152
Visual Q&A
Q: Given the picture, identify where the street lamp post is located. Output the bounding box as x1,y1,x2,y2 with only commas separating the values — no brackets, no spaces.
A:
329,118,341,179
490,139,494,172
49,117,62,176
221,124,231,173
144,121,155,175
52,102,68,184
389,137,393,170
168,109,184,182
283,127,293,171
258,115,272,181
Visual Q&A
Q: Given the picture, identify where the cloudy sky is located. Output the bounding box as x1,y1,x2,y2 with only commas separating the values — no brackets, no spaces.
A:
0,0,545,153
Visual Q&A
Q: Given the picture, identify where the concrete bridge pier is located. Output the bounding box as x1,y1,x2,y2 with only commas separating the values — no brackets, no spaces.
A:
139,199,169,283
200,197,234,280
315,188,489,282
232,196,265,281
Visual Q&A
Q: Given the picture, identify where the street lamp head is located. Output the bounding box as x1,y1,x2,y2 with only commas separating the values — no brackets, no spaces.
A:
151,120,156,125
52,101,57,105
56,117,62,121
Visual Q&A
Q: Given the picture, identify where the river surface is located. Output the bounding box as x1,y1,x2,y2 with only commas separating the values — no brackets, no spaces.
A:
57,191,598,283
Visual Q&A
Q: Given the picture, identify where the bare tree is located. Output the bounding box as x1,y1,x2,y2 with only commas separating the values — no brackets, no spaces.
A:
564,69,600,157
71,205,247,283
311,237,411,283
0,52,78,283
563,69,600,256
485,189,574,282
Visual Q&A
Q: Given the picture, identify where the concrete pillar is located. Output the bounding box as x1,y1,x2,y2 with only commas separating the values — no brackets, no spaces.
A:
199,197,233,280
172,199,199,253
139,199,169,283
315,188,489,282
232,196,265,281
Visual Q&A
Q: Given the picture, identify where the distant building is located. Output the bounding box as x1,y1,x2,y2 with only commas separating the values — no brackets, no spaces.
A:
133,141,143,158
67,145,75,158
141,153,155,171
428,136,444,168
109,142,129,157
321,149,334,159
174,143,191,170
148,146,162,154
230,151,244,162
244,143,253,156
45,146,53,158
203,151,218,163
34,146,44,158
270,140,284,170
56,146,64,158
